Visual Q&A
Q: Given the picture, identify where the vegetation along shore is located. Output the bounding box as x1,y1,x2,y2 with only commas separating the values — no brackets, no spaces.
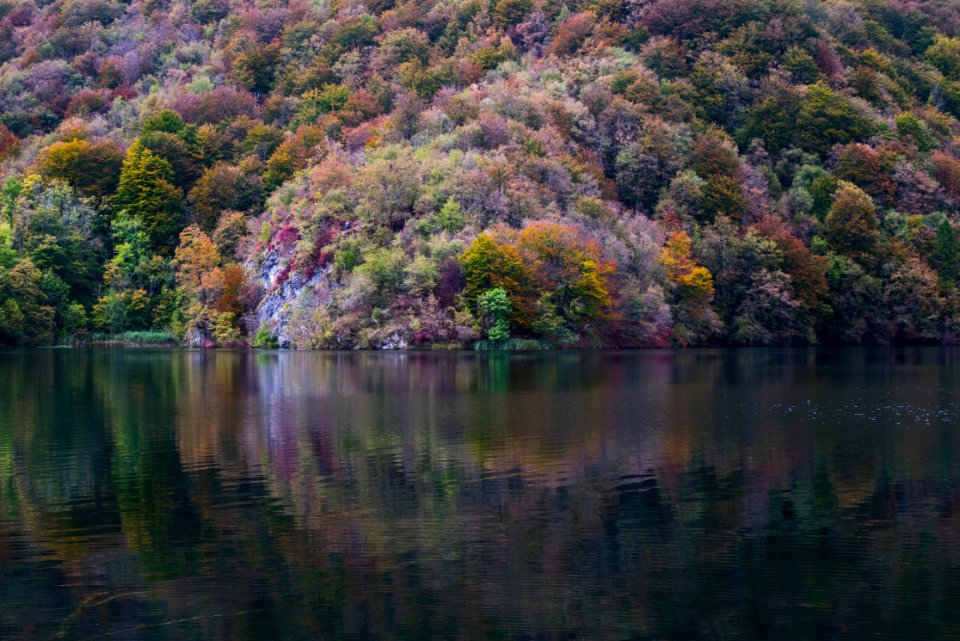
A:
0,0,959,349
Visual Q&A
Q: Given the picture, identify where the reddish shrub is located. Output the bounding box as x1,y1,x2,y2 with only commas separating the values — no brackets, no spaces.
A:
171,86,258,124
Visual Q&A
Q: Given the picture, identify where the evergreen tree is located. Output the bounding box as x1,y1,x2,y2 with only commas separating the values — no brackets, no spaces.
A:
113,140,184,253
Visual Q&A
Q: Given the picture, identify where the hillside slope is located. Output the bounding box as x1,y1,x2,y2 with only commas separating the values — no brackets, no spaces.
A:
1,0,960,348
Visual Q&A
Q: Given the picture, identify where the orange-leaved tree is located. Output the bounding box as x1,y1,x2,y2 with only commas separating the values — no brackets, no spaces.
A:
515,221,615,331
174,224,241,345
660,228,720,346
460,223,616,344
660,230,715,301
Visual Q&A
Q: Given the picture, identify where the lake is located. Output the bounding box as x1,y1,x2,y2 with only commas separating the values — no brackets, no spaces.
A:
1,348,959,640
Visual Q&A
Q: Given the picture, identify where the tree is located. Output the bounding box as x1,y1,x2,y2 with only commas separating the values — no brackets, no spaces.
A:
36,138,123,198
754,216,828,315
549,13,596,57
615,146,666,209
661,230,715,301
824,255,890,344
233,43,282,94
731,269,812,345
514,221,615,335
477,287,511,342
141,109,186,135
664,226,722,346
174,225,227,344
354,153,423,230
113,140,184,252
737,87,802,153
0,259,55,345
188,164,259,231
933,152,960,198
824,182,881,268
293,85,352,125
834,143,893,205
702,175,745,221
263,125,326,189
934,217,959,286
174,225,222,306
886,256,944,342
925,35,960,80
378,28,431,65
0,124,18,163
894,113,936,152
212,211,249,261
796,83,876,155
190,0,228,23
493,0,532,29
92,212,173,333
15,176,102,308
460,232,528,322
782,46,822,84
138,130,200,189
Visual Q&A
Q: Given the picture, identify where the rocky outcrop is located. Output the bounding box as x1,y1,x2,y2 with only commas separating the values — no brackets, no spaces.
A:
248,249,332,348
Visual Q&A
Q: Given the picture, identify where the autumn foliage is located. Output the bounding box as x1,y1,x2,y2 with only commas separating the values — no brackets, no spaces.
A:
0,0,955,347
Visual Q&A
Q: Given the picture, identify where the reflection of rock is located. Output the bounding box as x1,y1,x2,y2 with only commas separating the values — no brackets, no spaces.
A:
7,351,960,640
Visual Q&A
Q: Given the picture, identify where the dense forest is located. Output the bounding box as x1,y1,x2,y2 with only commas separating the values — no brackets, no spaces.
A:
0,0,959,348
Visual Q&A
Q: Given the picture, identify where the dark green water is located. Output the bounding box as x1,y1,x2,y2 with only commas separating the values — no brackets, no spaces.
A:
1,349,960,640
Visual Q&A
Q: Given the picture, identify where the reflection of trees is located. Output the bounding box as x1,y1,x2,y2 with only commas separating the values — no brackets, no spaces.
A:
1,349,960,639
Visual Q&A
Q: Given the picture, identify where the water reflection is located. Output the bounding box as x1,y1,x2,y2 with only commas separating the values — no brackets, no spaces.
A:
1,349,960,640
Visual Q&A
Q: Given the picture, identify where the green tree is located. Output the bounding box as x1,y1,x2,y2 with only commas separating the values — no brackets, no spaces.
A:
477,287,511,342
823,256,886,343
824,182,881,268
782,46,822,83
294,84,352,126
92,212,172,333
895,113,937,152
737,88,802,153
113,140,184,253
796,83,877,155
460,232,527,312
925,35,960,80
139,131,200,189
141,109,186,135
233,43,282,94
493,0,531,28
16,178,102,309
934,216,959,286
0,259,55,345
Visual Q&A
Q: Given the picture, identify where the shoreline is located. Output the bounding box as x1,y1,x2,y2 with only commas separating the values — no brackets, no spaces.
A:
41,340,958,352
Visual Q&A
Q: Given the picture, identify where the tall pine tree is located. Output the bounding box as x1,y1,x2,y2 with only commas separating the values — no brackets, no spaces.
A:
113,140,184,253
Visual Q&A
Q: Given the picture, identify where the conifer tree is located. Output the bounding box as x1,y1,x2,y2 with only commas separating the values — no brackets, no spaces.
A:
113,140,184,253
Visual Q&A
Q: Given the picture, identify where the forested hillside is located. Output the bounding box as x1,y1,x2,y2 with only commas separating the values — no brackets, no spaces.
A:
0,0,959,348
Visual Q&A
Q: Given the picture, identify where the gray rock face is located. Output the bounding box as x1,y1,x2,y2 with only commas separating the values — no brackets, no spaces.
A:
248,249,331,348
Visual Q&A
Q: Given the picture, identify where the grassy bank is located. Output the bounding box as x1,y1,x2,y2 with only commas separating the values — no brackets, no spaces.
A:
84,331,179,348
473,339,555,351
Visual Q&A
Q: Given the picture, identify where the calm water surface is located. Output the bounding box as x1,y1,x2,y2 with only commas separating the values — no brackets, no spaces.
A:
1,349,960,640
